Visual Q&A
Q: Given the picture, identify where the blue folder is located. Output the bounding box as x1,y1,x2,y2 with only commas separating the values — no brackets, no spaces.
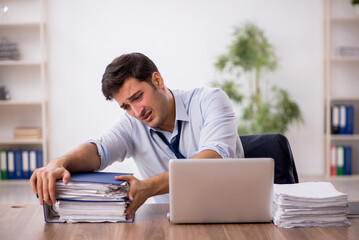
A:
70,172,132,185
344,146,352,175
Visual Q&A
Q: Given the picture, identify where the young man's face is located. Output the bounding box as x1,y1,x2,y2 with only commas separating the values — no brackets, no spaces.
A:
113,76,170,130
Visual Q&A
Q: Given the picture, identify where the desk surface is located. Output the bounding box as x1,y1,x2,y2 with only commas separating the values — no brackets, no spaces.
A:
1,203,358,240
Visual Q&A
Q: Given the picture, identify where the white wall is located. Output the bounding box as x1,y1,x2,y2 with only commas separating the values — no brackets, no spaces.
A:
47,0,323,176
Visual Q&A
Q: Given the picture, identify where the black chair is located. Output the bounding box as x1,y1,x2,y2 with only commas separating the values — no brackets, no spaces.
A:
239,133,299,184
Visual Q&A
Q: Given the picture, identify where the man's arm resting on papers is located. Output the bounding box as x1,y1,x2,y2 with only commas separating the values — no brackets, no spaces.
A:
116,149,222,219
30,142,101,206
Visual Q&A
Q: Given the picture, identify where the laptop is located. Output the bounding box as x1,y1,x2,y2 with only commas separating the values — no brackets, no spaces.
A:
169,158,274,223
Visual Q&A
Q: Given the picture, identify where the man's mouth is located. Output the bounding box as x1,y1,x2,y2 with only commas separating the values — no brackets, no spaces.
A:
142,111,152,122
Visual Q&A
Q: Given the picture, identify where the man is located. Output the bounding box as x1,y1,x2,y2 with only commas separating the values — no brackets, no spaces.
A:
30,53,244,220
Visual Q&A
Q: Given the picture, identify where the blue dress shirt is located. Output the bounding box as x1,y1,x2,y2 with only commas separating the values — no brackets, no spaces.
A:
88,87,244,202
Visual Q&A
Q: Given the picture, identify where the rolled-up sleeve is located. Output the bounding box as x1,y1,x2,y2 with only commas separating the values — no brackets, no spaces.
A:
197,89,242,158
87,116,134,171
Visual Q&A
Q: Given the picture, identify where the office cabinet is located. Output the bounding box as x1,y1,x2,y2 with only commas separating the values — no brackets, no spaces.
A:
323,0,359,178
0,0,47,167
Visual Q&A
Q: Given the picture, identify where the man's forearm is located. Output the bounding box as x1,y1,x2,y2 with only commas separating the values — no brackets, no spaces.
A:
143,171,169,197
51,142,101,173
191,149,222,159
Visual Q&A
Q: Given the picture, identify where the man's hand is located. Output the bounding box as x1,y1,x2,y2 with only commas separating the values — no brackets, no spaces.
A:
30,165,71,206
29,143,101,206
115,175,154,220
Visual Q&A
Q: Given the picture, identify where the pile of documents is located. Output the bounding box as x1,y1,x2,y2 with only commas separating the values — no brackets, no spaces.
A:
44,172,133,223
55,181,129,201
272,182,350,228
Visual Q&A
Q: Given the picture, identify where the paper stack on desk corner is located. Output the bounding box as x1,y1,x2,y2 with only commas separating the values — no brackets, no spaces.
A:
272,182,350,228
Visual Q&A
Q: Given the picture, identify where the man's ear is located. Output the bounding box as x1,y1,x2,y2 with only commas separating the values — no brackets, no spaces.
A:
151,72,164,89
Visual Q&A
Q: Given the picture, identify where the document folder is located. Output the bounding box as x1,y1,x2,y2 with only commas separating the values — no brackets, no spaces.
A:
42,172,134,223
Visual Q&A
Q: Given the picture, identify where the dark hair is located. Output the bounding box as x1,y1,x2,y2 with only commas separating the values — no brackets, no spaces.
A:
101,52,159,100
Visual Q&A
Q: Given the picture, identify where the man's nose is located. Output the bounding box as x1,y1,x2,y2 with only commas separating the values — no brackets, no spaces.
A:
132,104,144,118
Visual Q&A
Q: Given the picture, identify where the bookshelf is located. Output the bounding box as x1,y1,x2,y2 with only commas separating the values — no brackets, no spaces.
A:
0,0,47,169
323,0,359,178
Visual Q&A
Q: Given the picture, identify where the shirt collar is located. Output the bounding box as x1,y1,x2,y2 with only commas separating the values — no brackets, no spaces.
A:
147,89,189,134
173,89,189,123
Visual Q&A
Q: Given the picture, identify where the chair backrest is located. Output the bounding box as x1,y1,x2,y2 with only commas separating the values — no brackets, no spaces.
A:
239,133,299,184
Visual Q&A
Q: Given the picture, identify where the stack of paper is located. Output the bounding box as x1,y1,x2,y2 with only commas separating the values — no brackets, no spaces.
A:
51,201,130,223
55,181,129,201
44,172,133,223
272,182,350,228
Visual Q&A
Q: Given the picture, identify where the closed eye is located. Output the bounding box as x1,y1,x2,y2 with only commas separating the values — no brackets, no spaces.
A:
121,104,130,111
133,93,143,101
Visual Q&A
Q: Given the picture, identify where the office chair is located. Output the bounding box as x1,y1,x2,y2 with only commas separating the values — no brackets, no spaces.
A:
239,133,299,184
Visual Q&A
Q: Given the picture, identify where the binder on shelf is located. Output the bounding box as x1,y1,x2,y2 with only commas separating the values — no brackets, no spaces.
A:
344,146,352,176
338,105,346,135
14,150,23,179
0,149,41,180
22,150,31,179
36,150,43,168
334,104,355,135
7,151,15,179
0,150,8,180
330,145,337,176
42,172,134,223
336,146,344,176
345,105,354,135
331,105,339,134
29,150,37,174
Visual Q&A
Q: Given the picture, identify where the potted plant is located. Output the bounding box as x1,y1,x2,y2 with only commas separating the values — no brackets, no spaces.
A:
213,21,303,135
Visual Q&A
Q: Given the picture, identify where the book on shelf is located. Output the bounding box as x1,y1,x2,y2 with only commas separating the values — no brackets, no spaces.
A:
0,150,7,180
346,105,354,135
330,144,352,176
335,46,359,57
42,172,134,223
337,146,344,176
0,37,20,60
7,150,15,179
344,146,352,175
331,105,339,134
14,127,42,139
330,145,337,176
331,104,354,135
339,105,346,134
0,149,42,180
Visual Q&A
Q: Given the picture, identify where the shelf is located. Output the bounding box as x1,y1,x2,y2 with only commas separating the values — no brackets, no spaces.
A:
0,139,43,145
323,0,358,179
0,61,42,66
331,97,359,101
331,57,359,63
0,100,42,106
329,17,359,23
0,22,41,27
330,135,359,141
327,175,359,181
